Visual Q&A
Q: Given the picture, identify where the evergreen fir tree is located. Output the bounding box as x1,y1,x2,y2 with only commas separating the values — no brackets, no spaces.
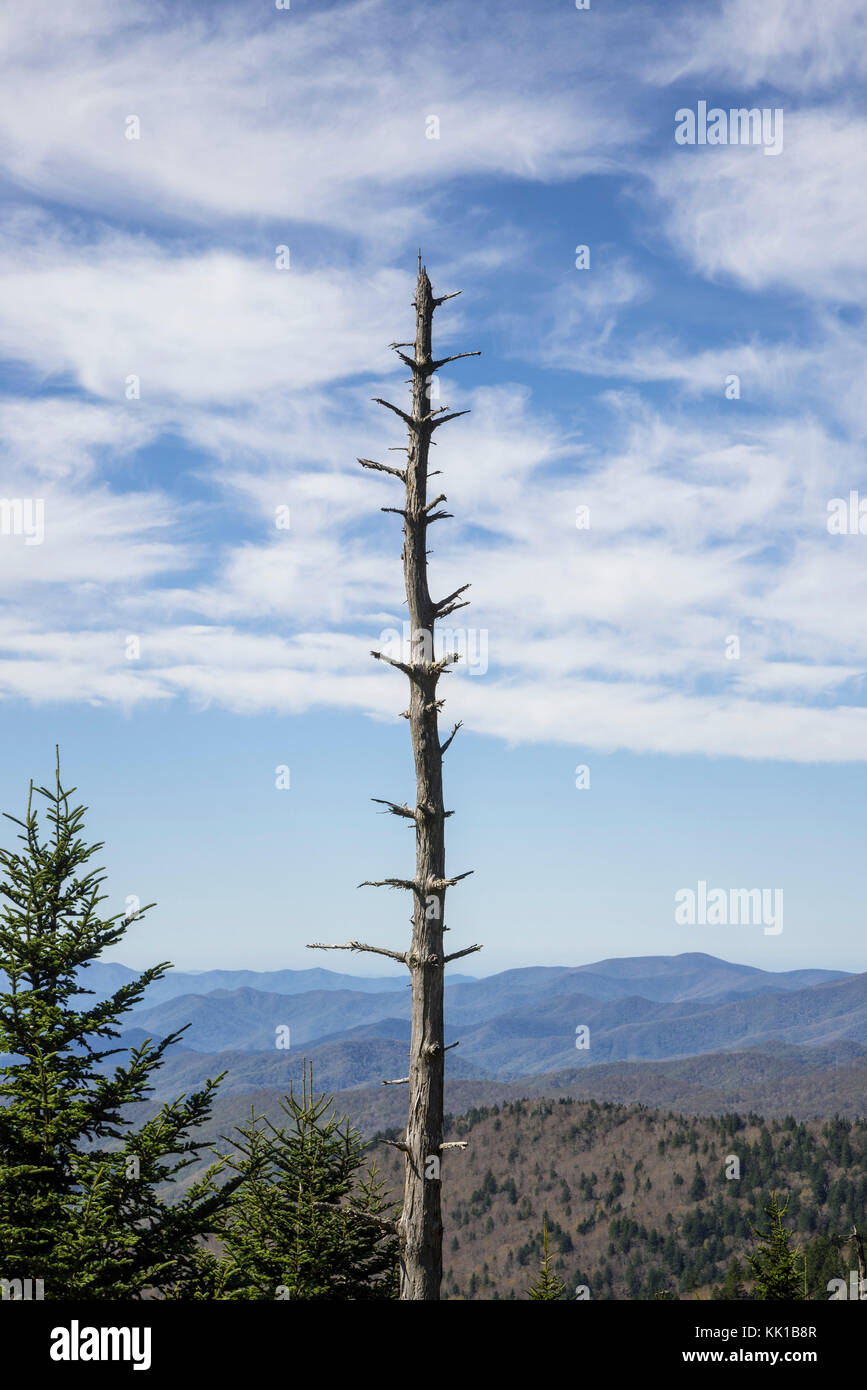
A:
0,755,233,1299
803,1232,847,1300
713,1256,748,1300
528,1218,568,1300
689,1161,707,1201
746,1193,804,1300
195,1063,399,1300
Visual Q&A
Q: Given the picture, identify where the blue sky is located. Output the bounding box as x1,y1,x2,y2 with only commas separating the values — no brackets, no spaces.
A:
0,0,865,975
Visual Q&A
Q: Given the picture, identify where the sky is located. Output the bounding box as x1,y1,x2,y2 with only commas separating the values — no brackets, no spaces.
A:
0,0,865,976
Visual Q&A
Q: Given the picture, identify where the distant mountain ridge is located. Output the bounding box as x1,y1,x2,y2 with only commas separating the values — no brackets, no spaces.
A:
66,962,476,1005
57,952,848,1017
69,951,862,1096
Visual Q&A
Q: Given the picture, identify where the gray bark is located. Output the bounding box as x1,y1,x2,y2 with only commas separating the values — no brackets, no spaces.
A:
309,257,481,1299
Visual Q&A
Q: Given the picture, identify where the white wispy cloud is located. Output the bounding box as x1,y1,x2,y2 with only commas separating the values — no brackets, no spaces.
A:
0,0,865,763
0,0,633,239
648,111,867,303
651,0,867,90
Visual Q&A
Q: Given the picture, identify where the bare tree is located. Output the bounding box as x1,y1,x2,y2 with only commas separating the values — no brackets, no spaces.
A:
309,256,481,1299
852,1226,866,1297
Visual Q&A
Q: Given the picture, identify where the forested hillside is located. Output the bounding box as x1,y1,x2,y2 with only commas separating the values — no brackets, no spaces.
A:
373,1098,866,1300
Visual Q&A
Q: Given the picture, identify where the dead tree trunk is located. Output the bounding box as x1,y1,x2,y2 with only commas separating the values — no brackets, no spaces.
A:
308,256,481,1299
853,1225,866,1297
